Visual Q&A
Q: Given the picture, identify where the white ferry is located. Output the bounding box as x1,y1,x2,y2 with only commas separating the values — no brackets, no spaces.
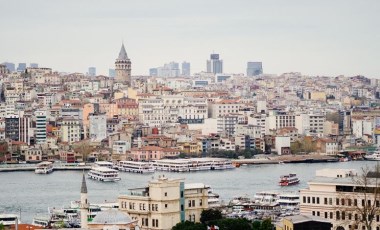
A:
153,158,235,172
32,216,50,227
364,152,380,161
206,185,221,208
118,161,155,173
153,159,191,172
277,192,300,210
253,191,279,204
0,214,20,226
88,166,121,182
94,161,115,169
35,161,54,174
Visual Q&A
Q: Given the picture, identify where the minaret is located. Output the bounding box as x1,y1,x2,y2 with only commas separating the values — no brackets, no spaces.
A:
80,172,89,229
115,43,132,85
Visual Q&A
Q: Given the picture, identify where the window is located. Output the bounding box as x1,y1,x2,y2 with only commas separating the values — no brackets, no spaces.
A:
165,192,167,197
317,197,320,204
324,198,328,205
336,211,340,220
312,197,315,204
325,212,328,218
307,197,310,203
342,199,345,206
336,198,340,205
181,204,184,211
312,211,315,216
354,199,357,206
330,212,333,219
192,200,195,207
165,204,168,208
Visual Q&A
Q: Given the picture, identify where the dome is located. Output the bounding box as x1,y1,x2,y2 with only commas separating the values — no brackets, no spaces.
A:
91,209,133,224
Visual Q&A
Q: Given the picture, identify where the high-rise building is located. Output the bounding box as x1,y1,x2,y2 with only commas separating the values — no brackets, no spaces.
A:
2,62,15,72
19,114,32,145
35,110,47,144
17,63,27,72
115,43,131,85
89,113,107,142
0,64,7,74
149,68,158,76
30,63,39,68
206,53,223,74
247,62,263,76
156,62,180,77
5,115,20,141
108,68,116,78
88,67,96,77
182,62,190,76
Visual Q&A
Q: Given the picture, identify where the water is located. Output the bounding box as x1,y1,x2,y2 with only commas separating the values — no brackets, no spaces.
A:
0,161,378,223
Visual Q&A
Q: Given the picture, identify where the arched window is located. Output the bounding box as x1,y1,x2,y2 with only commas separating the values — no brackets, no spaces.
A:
336,226,345,230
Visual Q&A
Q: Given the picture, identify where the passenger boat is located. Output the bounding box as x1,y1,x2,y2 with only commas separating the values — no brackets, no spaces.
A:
206,185,221,208
253,191,279,204
88,166,121,182
279,173,300,186
118,161,155,173
364,152,380,161
0,214,20,226
35,161,54,174
94,161,115,169
153,158,235,172
277,192,300,210
32,216,50,227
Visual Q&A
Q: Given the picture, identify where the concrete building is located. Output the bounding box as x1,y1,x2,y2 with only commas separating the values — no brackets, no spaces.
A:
17,63,26,72
182,62,190,76
275,136,291,155
118,176,208,230
2,62,15,72
88,67,96,77
89,113,107,142
61,118,81,143
35,110,47,144
5,115,20,141
295,113,325,136
276,215,332,230
247,62,263,76
207,53,223,74
115,43,131,85
298,168,380,230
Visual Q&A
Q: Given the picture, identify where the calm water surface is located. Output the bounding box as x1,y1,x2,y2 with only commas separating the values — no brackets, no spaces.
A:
0,161,378,223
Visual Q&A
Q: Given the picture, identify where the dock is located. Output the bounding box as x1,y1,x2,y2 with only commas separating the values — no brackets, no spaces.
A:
232,154,339,165
0,165,92,172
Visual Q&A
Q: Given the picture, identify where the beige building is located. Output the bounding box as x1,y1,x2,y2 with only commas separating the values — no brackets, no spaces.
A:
118,176,208,230
60,118,81,143
299,168,380,230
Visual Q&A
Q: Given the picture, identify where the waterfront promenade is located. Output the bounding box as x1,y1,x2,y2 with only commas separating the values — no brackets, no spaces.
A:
0,164,92,172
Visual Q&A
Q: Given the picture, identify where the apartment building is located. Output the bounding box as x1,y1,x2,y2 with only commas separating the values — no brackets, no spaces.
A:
118,176,208,230
299,168,380,230
60,118,81,143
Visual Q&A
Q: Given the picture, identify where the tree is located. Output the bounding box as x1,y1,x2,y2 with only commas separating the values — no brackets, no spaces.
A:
212,218,251,230
260,218,273,230
200,209,223,224
337,165,380,230
0,223,4,230
73,141,94,162
172,221,205,230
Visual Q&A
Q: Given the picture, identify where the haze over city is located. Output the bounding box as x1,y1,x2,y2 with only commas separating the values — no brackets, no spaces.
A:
1,0,379,77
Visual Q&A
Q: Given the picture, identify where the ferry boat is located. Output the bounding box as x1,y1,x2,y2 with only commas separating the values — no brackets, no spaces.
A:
206,185,221,208
88,166,121,182
153,158,235,172
32,216,50,228
118,161,155,173
364,152,380,161
94,161,115,169
279,173,300,186
253,191,279,204
277,192,300,210
0,214,20,226
35,161,54,174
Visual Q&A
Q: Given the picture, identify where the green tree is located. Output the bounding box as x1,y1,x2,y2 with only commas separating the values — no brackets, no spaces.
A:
260,218,273,230
0,223,4,230
252,221,261,230
200,209,223,224
213,218,251,230
172,221,205,230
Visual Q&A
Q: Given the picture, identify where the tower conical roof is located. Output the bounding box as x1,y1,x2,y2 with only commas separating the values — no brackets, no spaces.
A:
81,172,87,193
117,43,129,60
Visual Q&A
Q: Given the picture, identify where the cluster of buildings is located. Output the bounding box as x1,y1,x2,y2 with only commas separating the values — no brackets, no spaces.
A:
1,43,380,165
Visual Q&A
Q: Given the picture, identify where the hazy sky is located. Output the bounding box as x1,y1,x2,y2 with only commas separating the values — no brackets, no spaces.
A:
1,0,379,77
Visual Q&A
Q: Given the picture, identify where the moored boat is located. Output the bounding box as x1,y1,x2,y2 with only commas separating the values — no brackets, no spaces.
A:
118,161,155,173
35,161,54,174
88,166,121,182
278,173,299,186
364,152,380,161
0,214,20,226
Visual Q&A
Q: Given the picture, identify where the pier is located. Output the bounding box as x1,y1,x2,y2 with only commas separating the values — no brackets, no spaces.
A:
231,154,339,165
0,165,92,172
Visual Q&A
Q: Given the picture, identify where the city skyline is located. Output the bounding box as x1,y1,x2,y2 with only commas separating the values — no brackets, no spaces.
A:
1,0,379,77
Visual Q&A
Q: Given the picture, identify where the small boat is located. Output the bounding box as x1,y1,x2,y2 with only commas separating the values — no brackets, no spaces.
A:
279,173,300,186
88,166,121,182
35,161,54,174
118,161,155,174
0,214,20,226
364,152,380,161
